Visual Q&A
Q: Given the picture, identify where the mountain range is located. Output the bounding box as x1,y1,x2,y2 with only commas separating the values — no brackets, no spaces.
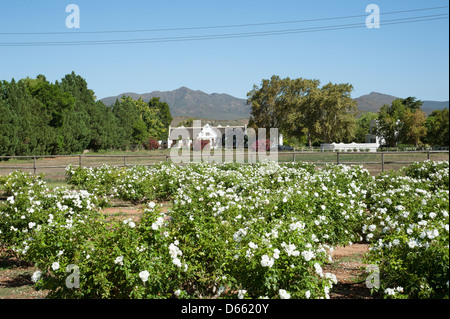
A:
100,87,449,120
354,92,449,115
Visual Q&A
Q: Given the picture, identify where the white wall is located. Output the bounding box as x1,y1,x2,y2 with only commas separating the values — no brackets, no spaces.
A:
320,142,379,152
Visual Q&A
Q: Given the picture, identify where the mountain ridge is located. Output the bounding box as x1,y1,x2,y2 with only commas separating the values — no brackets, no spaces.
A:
100,87,449,120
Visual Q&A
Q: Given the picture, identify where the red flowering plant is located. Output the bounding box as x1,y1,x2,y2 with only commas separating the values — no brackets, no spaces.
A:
251,139,270,152
144,137,160,150
193,139,210,151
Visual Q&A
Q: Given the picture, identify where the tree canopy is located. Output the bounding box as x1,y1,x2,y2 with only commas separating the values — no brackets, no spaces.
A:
376,97,429,147
247,75,357,147
0,72,172,156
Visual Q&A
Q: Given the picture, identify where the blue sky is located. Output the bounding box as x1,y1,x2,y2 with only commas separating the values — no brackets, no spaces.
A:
0,0,448,101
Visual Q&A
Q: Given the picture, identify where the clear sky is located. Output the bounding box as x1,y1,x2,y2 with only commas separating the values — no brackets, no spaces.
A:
0,0,448,101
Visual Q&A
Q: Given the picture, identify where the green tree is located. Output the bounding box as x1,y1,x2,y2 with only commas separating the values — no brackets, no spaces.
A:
1,72,146,155
0,97,20,157
401,108,427,147
377,97,429,147
246,75,289,134
87,101,121,152
133,97,166,141
131,119,149,145
316,82,357,143
112,96,141,150
355,112,378,143
0,79,42,155
376,99,406,147
283,77,321,147
400,96,423,111
22,75,75,129
425,108,449,146
247,76,357,147
148,97,172,140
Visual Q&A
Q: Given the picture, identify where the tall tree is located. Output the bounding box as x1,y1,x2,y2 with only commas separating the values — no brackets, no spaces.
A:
148,97,172,139
112,96,141,150
315,82,357,143
246,75,289,134
283,77,321,147
0,72,171,155
134,97,166,141
425,108,449,146
376,99,406,147
247,76,357,147
355,112,378,143
376,97,429,147
1,79,42,155
400,96,423,111
0,97,20,157
401,108,427,147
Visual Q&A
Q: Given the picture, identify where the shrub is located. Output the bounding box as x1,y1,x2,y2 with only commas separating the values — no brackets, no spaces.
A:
143,137,160,150
251,139,270,152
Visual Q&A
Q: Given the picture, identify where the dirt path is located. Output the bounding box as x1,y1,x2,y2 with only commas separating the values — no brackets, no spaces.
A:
0,247,48,299
326,243,378,299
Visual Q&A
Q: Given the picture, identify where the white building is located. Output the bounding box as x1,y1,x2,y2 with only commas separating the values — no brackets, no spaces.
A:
320,120,381,152
320,142,379,152
167,122,284,150
167,123,248,149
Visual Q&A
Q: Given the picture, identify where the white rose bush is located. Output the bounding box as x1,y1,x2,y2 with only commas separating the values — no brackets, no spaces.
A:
362,160,449,299
0,160,448,299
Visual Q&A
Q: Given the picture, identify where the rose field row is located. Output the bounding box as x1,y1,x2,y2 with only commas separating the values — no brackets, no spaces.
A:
0,160,448,299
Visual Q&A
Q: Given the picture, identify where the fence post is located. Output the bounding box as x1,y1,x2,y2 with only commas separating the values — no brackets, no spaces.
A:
293,152,295,163
123,156,126,167
427,151,430,160
33,157,37,175
79,155,82,167
381,153,384,172
337,151,340,164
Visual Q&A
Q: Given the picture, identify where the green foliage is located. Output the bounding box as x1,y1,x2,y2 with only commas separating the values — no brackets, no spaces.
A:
247,75,357,146
425,108,449,147
363,161,449,298
148,97,173,140
1,161,448,299
376,99,406,147
0,72,173,156
376,97,430,147
355,112,378,143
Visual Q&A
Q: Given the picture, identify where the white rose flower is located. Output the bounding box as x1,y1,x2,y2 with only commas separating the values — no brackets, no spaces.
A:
172,257,182,268
279,289,291,299
139,270,150,283
237,290,247,299
114,256,124,265
261,255,275,268
31,270,42,283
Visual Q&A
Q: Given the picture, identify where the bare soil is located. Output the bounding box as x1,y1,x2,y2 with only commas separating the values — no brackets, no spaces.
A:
326,243,379,299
